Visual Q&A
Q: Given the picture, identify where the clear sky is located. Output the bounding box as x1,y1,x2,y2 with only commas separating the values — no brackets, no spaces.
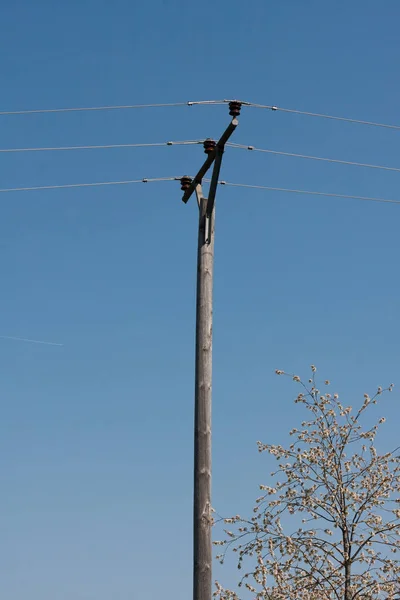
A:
1,1,400,598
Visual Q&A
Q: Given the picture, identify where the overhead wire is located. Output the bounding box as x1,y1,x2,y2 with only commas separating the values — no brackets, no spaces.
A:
243,101,400,131
3,139,400,178
0,335,63,347
0,177,180,193
217,181,400,206
0,140,203,153
1,176,400,206
227,142,400,174
3,97,400,132
2,97,400,205
0,100,226,116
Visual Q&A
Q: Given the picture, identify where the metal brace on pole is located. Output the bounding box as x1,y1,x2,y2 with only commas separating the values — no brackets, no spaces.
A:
195,184,203,209
195,184,212,244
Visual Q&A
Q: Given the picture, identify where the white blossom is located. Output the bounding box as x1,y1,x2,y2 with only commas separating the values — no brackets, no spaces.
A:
215,370,399,600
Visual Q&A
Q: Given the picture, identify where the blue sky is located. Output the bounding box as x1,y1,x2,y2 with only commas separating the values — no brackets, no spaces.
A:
1,1,400,598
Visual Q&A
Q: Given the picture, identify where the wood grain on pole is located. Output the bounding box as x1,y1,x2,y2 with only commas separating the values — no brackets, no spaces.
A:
190,116,239,600
193,191,215,600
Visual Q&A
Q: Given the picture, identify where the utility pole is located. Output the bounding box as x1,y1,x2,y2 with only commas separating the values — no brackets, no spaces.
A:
179,101,242,600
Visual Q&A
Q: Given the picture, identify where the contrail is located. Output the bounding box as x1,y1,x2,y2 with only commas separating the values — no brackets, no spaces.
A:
0,335,63,347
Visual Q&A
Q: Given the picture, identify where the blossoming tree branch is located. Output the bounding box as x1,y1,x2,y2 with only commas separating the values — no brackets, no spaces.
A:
214,367,400,600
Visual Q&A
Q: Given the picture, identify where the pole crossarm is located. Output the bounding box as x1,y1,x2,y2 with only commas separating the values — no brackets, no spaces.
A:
181,116,239,204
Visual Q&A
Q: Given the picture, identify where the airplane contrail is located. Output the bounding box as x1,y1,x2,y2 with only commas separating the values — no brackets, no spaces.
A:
0,335,64,347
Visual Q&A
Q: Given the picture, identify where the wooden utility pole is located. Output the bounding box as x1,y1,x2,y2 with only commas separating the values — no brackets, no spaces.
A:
179,101,241,600
193,183,214,600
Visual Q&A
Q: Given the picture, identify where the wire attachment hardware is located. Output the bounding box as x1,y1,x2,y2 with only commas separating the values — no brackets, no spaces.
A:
228,101,242,117
180,176,193,191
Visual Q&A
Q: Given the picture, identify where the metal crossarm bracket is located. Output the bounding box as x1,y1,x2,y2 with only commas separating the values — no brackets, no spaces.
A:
195,183,212,244
181,117,239,204
195,184,203,209
179,107,240,244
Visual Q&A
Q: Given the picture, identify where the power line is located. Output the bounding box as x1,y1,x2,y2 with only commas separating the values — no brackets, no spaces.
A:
245,101,400,131
0,177,179,193
1,176,399,206
0,140,203,154
0,100,226,116
5,138,399,175
227,142,400,174
218,181,400,206
4,97,400,132
0,335,63,346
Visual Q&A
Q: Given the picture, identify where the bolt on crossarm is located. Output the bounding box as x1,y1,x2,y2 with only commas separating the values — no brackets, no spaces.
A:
179,100,241,600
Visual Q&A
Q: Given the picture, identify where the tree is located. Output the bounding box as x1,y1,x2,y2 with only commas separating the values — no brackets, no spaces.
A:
214,368,400,600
